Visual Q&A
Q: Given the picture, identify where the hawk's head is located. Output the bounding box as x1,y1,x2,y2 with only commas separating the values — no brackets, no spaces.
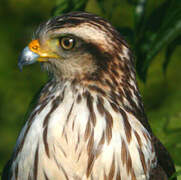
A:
19,12,142,123
19,12,134,83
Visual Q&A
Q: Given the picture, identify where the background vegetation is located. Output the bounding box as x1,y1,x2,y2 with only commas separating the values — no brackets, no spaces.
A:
0,0,180,179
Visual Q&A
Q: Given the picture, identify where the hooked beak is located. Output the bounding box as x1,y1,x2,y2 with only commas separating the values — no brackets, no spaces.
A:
18,46,39,71
18,39,58,71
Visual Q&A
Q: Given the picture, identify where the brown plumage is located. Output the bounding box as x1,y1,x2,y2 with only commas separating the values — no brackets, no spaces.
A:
3,12,176,180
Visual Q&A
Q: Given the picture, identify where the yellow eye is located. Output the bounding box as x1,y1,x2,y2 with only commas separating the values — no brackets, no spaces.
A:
59,37,75,50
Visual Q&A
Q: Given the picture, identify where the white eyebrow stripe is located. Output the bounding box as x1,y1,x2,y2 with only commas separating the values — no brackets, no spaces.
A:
46,23,114,51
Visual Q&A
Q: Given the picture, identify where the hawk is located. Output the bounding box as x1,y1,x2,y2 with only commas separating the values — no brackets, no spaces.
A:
3,12,176,180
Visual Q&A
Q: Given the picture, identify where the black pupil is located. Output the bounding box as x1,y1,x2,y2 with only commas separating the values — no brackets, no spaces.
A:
64,39,70,46
63,38,73,48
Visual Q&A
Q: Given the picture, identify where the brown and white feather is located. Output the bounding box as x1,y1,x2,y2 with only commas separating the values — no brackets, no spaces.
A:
4,12,173,180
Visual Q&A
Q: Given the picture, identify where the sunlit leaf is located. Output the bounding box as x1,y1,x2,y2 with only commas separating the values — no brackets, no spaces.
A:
163,36,181,73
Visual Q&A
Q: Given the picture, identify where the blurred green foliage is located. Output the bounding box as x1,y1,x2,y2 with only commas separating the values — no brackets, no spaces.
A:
0,0,180,178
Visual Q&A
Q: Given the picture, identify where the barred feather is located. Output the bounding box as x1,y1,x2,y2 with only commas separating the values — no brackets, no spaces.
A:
3,11,175,180
8,80,156,180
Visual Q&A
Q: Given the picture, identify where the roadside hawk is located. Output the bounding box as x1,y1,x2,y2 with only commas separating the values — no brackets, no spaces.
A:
3,12,176,180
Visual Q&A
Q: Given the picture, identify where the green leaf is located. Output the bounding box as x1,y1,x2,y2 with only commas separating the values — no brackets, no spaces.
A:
97,0,106,14
136,0,181,81
144,1,172,33
51,0,69,16
96,0,120,19
51,0,88,17
134,0,148,34
163,36,181,73
169,170,181,180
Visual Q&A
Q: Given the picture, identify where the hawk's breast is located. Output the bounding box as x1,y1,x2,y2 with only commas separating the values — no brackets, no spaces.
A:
10,81,156,180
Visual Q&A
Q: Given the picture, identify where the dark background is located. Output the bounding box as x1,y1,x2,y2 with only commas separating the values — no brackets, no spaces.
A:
0,0,180,178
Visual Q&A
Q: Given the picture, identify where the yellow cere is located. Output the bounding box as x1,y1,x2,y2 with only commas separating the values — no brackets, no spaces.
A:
28,39,59,61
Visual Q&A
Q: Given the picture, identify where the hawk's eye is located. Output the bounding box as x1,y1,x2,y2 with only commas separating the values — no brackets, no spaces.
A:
59,37,75,50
